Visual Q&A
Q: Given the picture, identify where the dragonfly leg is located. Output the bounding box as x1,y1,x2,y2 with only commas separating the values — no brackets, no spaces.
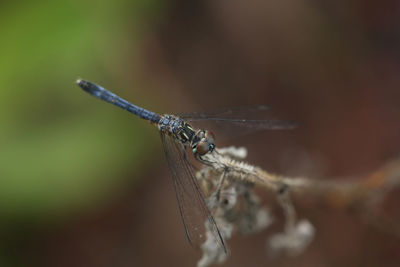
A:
215,171,227,201
196,154,214,166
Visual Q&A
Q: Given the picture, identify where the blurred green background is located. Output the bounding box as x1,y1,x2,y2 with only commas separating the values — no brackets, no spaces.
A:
0,0,162,217
1,0,400,266
0,1,165,265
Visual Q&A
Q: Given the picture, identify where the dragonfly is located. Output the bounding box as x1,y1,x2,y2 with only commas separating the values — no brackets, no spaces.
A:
77,79,297,253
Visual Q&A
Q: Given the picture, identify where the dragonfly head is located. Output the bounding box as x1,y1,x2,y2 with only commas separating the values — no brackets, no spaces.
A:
192,130,215,156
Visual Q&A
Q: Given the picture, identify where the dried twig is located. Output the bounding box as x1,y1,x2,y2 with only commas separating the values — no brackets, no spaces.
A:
196,146,400,267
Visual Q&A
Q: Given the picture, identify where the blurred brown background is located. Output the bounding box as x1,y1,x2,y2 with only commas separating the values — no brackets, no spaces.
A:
1,0,400,266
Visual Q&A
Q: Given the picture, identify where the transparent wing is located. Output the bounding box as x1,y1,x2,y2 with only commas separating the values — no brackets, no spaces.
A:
160,132,227,252
178,105,270,120
178,105,297,136
181,118,298,130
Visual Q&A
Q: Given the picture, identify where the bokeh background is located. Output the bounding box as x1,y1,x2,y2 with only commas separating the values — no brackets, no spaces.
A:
1,0,400,266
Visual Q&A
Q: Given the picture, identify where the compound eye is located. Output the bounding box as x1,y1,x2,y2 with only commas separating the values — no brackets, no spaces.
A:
205,131,215,152
205,131,215,144
196,140,209,155
209,143,215,152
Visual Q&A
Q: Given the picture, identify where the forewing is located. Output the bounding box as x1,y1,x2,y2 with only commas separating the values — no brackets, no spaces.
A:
178,105,270,120
183,118,297,130
178,105,297,139
160,133,227,252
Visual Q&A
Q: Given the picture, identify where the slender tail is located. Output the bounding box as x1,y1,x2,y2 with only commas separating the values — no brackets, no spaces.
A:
77,79,161,124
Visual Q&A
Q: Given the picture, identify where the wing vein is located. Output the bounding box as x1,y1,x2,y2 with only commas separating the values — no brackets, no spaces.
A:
160,132,226,252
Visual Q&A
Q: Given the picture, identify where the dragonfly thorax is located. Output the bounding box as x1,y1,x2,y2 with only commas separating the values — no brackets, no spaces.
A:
158,114,215,156
158,115,195,143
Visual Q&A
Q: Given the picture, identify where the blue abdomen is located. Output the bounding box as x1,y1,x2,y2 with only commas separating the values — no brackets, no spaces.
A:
78,79,161,124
